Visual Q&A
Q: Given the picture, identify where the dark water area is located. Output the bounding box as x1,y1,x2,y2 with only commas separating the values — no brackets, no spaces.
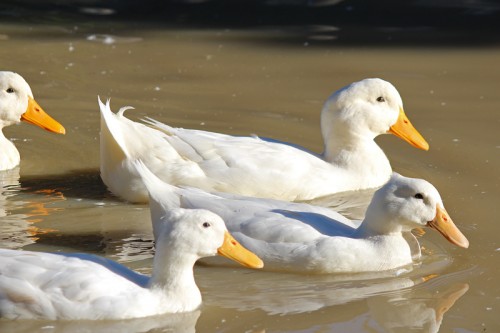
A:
2,0,500,47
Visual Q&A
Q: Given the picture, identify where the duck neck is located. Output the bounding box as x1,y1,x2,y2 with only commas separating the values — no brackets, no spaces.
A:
148,238,201,309
322,124,391,183
0,128,20,170
323,129,376,161
353,213,404,239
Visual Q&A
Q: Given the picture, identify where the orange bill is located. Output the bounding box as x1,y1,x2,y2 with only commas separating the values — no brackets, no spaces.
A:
21,96,66,134
217,231,264,269
427,205,469,248
388,107,429,151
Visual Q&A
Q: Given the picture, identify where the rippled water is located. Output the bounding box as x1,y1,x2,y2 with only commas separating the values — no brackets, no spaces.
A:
0,9,498,333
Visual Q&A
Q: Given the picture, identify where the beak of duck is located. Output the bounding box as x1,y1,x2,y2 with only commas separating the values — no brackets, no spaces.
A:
388,107,429,151
21,96,66,134
427,205,469,248
217,231,264,269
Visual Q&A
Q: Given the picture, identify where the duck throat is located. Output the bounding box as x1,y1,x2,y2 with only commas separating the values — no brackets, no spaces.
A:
148,243,202,310
323,133,392,182
353,214,405,238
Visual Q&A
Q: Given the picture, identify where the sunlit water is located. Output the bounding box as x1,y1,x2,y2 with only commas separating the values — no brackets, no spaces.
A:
0,16,498,333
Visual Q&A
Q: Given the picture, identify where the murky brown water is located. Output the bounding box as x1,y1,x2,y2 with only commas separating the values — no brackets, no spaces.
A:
0,19,499,333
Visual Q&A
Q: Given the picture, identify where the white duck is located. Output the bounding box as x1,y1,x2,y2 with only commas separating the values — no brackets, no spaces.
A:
0,71,65,171
133,161,468,274
0,208,263,320
100,78,429,203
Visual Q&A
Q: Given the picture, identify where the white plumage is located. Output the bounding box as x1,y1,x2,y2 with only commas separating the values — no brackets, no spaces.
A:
0,192,263,320
133,161,469,274
99,78,429,203
0,71,65,171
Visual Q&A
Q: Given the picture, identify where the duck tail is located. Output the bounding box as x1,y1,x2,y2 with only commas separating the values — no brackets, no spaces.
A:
132,159,182,237
98,97,131,159
142,117,175,136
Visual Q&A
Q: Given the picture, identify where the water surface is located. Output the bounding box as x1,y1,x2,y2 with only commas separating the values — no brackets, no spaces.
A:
0,14,498,333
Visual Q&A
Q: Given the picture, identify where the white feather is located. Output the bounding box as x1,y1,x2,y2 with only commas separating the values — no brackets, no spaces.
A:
132,163,468,274
99,78,428,203
0,201,260,319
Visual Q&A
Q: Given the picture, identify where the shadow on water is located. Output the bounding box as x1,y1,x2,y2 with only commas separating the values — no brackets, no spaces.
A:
0,0,499,47
20,223,155,262
0,169,158,264
19,169,113,201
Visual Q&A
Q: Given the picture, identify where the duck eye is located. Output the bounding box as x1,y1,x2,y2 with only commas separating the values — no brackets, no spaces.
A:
414,193,424,200
376,96,385,102
6,88,15,93
202,222,211,228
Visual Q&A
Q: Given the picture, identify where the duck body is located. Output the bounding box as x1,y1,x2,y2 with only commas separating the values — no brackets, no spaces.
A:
100,78,429,203
231,225,414,273
0,71,65,171
0,204,262,320
134,162,469,274
0,249,167,320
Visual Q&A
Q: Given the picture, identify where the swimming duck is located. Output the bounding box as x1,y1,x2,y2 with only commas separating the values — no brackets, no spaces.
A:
99,78,429,203
134,161,468,274
0,204,263,320
0,71,65,171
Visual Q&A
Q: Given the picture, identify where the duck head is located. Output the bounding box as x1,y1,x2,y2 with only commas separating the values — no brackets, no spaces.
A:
321,78,428,151
0,71,65,133
156,208,264,269
364,173,469,248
